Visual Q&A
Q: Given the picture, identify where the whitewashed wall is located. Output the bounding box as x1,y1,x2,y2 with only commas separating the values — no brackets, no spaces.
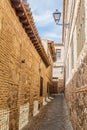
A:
53,45,64,79
19,103,29,130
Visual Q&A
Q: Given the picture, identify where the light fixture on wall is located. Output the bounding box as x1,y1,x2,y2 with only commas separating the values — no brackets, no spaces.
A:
53,9,70,28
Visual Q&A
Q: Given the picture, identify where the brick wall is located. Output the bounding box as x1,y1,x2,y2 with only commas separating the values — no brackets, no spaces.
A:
52,79,64,94
0,0,53,129
65,54,87,130
51,81,58,93
64,0,87,129
58,79,64,93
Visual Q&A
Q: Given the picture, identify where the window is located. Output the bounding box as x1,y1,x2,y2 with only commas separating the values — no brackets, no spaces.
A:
56,50,61,58
40,77,43,96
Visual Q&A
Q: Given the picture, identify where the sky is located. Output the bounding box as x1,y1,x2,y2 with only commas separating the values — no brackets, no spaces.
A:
27,0,63,43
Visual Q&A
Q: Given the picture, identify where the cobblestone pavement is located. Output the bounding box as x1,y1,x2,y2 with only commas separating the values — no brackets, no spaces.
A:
24,94,73,130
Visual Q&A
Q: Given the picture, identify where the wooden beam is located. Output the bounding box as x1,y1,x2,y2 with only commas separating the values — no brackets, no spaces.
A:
20,18,28,24
11,1,22,9
34,44,40,47
29,37,36,41
32,41,38,44
16,11,25,17
29,34,35,38
30,37,36,42
36,48,41,52
26,30,33,34
23,25,31,29
24,2,29,6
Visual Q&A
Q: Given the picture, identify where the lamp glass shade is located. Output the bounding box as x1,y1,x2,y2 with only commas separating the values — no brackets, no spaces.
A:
53,10,61,24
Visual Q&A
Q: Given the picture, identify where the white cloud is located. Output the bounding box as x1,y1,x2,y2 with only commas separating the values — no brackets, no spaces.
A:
28,0,63,43
28,0,63,27
42,32,62,39
33,10,54,27
28,0,57,12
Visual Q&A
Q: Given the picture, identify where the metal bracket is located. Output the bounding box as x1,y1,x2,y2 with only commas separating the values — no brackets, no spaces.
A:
56,23,70,28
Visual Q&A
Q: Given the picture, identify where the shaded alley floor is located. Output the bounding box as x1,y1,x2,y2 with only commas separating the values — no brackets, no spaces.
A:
24,94,73,130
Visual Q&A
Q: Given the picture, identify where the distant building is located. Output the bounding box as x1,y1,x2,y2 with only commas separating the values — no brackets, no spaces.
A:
41,39,56,64
41,39,56,94
52,43,64,93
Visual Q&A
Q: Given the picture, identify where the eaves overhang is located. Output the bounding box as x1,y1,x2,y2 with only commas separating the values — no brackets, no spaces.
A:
10,0,50,67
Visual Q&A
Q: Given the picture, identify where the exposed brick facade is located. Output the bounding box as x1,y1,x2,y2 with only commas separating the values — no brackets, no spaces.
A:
52,79,64,93
58,79,64,93
63,0,87,129
51,81,58,93
0,0,54,129
65,57,87,129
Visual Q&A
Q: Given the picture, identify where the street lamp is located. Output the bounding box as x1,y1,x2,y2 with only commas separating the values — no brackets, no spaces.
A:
53,9,61,25
53,9,69,27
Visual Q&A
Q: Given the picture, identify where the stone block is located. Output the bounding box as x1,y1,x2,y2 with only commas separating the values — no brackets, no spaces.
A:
33,101,39,116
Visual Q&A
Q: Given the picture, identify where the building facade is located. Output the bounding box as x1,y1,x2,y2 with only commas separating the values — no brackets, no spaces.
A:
52,43,64,93
63,0,87,129
0,0,55,129
41,39,56,94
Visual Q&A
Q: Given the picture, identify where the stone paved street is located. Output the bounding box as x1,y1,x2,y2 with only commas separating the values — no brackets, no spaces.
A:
24,94,73,130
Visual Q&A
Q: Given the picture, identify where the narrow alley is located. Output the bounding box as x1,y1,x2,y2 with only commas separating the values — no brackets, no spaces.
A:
24,94,73,130
0,0,87,130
